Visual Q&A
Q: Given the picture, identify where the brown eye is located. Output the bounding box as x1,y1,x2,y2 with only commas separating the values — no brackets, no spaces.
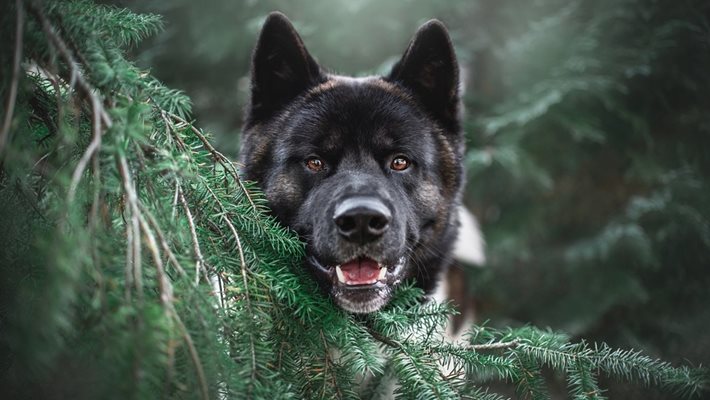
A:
305,157,324,172
390,156,410,171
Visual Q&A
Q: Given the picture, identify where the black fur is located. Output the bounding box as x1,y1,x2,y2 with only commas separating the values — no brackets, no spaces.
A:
240,12,464,313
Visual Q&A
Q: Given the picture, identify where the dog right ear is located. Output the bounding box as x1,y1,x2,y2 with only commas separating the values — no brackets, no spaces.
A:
387,20,460,132
246,12,324,127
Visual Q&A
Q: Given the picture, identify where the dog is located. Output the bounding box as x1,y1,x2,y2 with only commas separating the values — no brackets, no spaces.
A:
239,12,481,315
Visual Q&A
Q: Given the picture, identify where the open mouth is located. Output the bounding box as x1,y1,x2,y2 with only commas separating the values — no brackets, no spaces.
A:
307,254,407,313
335,257,387,286
308,255,407,287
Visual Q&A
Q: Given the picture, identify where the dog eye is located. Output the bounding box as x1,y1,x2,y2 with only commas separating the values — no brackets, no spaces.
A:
305,157,325,172
390,156,410,171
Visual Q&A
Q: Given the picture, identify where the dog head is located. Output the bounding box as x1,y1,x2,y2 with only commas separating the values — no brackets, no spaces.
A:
240,12,464,313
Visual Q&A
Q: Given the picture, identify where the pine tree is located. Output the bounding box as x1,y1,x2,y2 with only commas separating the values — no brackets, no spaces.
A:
0,1,707,399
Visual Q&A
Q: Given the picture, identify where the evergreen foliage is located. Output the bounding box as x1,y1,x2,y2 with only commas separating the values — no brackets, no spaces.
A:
459,0,710,381
0,1,707,399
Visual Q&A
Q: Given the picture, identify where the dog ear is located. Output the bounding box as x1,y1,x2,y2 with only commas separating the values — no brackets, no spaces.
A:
246,12,323,127
387,20,460,131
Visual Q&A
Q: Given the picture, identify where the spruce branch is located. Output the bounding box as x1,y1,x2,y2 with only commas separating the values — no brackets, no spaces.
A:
67,65,106,204
120,149,207,399
320,329,345,399
136,202,173,307
197,179,259,385
367,326,401,350
512,352,549,400
171,178,180,219
566,358,606,400
178,184,208,285
138,201,188,279
200,181,252,295
366,326,453,400
172,305,210,400
0,0,24,155
117,152,143,300
160,108,187,151
168,111,256,210
160,108,271,390
28,0,112,204
472,340,521,351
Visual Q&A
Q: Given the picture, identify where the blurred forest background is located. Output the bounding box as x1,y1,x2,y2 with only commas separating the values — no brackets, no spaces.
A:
111,0,708,397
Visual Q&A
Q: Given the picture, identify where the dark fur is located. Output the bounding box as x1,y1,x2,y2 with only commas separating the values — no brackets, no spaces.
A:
240,12,464,313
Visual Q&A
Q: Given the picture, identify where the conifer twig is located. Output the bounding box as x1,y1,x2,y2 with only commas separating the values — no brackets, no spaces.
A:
168,112,256,210
178,185,208,285
366,327,446,399
118,153,143,300
119,151,194,398
319,330,344,399
171,179,180,219
162,113,261,342
124,207,134,301
89,133,101,231
201,183,251,293
0,0,24,155
172,307,210,400
70,94,107,202
138,202,188,279
367,327,400,349
199,181,258,380
320,330,330,399
160,109,187,151
28,1,112,204
472,339,520,351
136,207,174,306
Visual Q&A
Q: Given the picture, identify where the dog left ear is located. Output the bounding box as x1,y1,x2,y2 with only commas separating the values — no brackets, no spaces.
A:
387,20,460,131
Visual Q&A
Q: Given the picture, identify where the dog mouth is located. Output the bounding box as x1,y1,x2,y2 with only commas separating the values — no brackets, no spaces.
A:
335,257,388,286
307,255,407,313
310,255,406,287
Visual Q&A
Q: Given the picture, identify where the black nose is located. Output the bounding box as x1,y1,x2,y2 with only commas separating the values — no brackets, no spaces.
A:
333,197,392,244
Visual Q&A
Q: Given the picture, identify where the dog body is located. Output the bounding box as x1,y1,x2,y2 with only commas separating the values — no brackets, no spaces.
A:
240,13,466,314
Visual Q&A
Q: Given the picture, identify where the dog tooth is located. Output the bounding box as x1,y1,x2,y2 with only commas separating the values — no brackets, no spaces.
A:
335,265,346,283
378,267,387,280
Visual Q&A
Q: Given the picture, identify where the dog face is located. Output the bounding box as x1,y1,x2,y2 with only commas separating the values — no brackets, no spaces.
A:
240,12,464,313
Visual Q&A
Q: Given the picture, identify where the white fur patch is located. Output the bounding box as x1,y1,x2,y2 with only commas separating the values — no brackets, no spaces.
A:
453,205,486,266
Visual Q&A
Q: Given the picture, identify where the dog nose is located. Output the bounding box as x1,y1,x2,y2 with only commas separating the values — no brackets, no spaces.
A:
333,197,392,244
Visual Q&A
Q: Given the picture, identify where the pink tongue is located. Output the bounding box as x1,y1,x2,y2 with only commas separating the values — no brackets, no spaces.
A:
340,258,380,284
